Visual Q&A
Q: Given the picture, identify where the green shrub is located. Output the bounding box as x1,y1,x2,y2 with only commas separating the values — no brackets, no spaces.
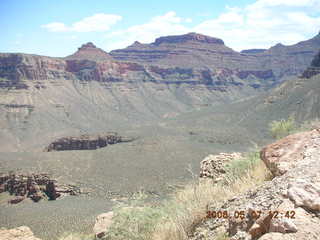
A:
104,207,167,240
225,151,261,179
269,116,296,139
100,152,269,240
103,191,167,240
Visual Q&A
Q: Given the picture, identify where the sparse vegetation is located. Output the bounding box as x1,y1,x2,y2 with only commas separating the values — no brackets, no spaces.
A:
103,192,167,240
298,118,320,131
58,233,93,240
152,159,270,240
96,151,270,240
269,116,320,140
269,116,296,139
225,151,261,179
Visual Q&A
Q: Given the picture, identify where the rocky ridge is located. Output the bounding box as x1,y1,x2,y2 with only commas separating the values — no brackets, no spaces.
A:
1,32,319,92
65,42,112,61
0,173,80,204
45,133,134,151
192,129,320,240
110,32,320,80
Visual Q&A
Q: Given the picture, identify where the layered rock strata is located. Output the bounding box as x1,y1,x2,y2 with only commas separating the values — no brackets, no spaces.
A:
45,133,134,151
0,173,80,204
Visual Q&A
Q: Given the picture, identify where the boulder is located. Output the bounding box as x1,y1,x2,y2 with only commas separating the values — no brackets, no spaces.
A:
93,212,114,239
260,129,320,176
8,196,25,204
287,178,320,211
193,129,320,240
258,233,289,240
200,152,242,182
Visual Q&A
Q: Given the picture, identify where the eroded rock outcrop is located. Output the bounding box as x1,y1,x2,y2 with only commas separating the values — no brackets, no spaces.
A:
1,32,319,92
0,226,42,240
301,49,320,78
192,129,320,240
200,153,242,183
45,133,134,151
154,32,225,45
0,173,80,204
111,32,320,81
66,42,112,61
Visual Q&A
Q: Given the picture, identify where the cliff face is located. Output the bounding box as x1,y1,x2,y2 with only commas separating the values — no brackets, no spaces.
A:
1,32,319,90
301,49,320,78
110,32,320,81
0,53,72,88
66,42,112,61
45,134,134,152
0,32,319,153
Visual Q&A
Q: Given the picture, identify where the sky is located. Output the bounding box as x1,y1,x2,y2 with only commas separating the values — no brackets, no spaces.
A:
1,0,320,57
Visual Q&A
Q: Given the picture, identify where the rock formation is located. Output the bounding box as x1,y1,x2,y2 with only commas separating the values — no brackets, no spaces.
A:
66,42,112,61
192,129,320,240
153,32,225,45
301,49,320,78
0,173,80,204
0,226,42,240
1,32,319,90
240,49,266,54
110,32,320,81
200,153,242,183
45,133,134,151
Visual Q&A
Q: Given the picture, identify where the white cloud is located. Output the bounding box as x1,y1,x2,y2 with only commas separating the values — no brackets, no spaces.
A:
42,13,122,32
42,22,69,32
193,0,320,50
105,11,190,50
104,2,320,51
248,0,320,8
42,0,320,51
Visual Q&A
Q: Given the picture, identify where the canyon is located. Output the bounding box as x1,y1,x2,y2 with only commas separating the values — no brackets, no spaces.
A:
0,31,320,239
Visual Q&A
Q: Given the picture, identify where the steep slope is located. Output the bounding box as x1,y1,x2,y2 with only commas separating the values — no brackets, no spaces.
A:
256,33,320,80
302,49,320,78
1,34,320,240
111,32,320,83
0,32,320,153
171,52,320,145
65,42,112,61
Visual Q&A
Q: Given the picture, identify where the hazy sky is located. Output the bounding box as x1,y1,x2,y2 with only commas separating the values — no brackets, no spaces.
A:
1,0,320,57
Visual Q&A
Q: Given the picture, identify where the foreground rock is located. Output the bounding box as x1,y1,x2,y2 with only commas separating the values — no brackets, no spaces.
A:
45,133,134,152
192,129,320,240
0,173,80,204
260,129,320,176
0,226,42,240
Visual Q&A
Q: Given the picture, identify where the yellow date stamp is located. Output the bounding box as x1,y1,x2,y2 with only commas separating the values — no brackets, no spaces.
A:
206,210,296,220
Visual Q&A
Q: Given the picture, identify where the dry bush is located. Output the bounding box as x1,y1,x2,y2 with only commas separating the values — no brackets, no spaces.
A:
152,159,271,240
58,233,93,240
269,116,296,139
60,154,270,240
